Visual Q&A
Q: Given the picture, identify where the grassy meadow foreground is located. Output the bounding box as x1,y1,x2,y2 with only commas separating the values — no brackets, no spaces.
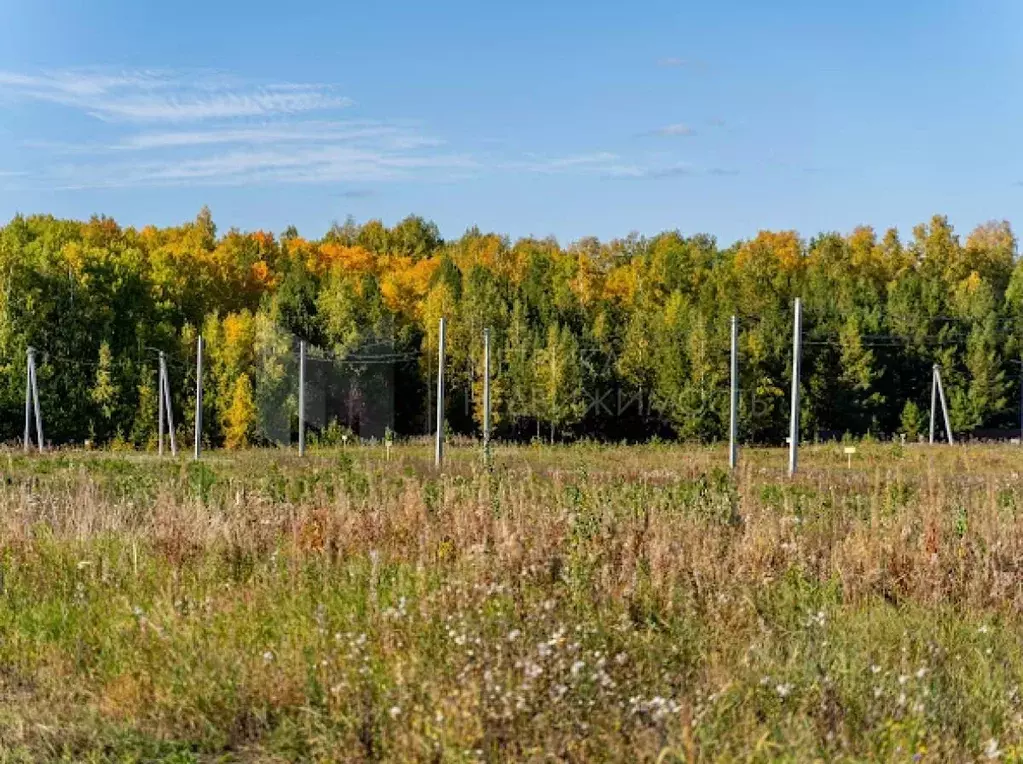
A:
0,443,1021,760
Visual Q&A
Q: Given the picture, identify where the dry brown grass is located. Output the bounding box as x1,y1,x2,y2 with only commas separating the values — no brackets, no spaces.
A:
0,442,1018,760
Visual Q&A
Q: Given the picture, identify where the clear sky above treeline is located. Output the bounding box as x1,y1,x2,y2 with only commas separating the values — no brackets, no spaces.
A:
0,0,1021,244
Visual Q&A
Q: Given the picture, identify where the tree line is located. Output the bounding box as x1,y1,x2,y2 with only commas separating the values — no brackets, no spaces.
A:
0,208,1020,447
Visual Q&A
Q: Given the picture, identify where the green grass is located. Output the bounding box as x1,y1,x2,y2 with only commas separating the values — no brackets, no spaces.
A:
0,442,1020,760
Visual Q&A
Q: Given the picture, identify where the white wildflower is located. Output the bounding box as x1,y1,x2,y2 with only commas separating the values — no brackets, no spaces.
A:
985,738,1001,759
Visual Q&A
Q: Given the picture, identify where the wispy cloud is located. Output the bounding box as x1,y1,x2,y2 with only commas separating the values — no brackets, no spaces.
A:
45,145,478,190
2,66,734,193
115,121,439,151
652,123,696,137
503,152,625,174
612,162,693,179
500,152,685,180
0,68,473,190
22,120,442,157
0,68,349,122
656,57,707,69
502,154,737,181
608,162,740,180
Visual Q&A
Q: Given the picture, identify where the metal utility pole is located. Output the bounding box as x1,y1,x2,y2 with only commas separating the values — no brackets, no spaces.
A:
929,365,938,445
935,365,954,445
435,317,446,468
30,352,42,453
729,315,739,470
298,340,306,457
194,336,204,461
24,347,43,453
158,353,165,456
483,327,491,463
167,358,177,455
23,349,32,453
788,299,802,477
159,352,177,456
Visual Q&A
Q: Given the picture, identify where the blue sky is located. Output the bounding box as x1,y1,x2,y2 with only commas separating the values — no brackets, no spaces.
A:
0,0,1021,245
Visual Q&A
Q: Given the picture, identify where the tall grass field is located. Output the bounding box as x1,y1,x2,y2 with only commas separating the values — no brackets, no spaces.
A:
0,442,1020,761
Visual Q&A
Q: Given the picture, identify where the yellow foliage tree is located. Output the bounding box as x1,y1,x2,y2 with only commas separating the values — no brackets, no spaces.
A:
735,230,803,273
379,256,437,317
222,311,256,378
964,220,1016,290
603,258,641,306
317,243,377,275
570,251,603,307
224,373,257,450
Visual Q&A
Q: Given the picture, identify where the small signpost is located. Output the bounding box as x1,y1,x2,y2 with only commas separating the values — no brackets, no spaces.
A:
844,445,856,469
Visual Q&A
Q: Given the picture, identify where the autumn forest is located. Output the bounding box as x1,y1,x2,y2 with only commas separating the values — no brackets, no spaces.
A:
0,209,1019,447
